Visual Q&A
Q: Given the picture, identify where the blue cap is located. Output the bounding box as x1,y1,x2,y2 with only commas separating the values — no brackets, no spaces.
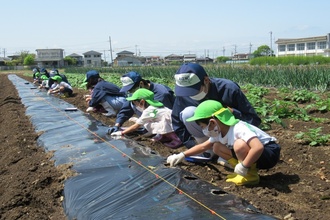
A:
174,63,207,96
49,69,59,77
120,71,142,93
85,70,100,82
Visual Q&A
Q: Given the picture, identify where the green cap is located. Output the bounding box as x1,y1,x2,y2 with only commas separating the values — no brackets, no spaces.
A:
40,75,48,80
126,88,164,107
186,100,239,126
51,75,62,82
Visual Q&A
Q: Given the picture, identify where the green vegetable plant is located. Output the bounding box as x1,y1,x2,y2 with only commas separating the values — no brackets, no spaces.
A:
295,127,330,146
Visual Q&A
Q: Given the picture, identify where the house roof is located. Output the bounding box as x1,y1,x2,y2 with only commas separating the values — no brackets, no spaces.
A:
83,50,102,55
67,53,82,57
165,54,183,58
36,48,64,51
275,35,327,44
117,50,134,55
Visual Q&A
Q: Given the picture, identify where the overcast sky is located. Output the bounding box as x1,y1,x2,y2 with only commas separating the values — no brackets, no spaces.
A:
1,0,329,59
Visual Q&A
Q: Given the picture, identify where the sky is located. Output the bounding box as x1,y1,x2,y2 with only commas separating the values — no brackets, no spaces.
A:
1,0,329,60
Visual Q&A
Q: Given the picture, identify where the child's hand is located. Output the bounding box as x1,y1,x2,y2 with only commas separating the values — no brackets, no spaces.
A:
234,163,248,176
166,152,185,167
111,131,123,136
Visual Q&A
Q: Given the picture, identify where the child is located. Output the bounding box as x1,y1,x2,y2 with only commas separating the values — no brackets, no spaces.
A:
167,100,281,185
38,75,49,90
84,70,126,117
110,88,182,149
32,67,41,84
48,75,73,97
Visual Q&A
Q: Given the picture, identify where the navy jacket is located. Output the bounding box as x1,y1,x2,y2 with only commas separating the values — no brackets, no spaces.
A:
172,77,261,146
89,81,125,107
115,81,175,126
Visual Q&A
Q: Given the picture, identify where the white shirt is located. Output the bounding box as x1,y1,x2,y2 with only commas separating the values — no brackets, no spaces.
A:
209,121,277,149
136,106,173,134
51,81,72,90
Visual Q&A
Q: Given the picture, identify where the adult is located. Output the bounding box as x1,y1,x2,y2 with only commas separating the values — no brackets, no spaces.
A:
107,71,176,134
172,63,261,161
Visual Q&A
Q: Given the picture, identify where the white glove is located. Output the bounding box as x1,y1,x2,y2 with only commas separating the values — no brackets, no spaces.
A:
234,163,249,176
111,131,123,136
167,152,185,167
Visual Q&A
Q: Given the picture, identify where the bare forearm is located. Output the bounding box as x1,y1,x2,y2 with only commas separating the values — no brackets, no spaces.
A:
122,123,141,135
183,140,213,156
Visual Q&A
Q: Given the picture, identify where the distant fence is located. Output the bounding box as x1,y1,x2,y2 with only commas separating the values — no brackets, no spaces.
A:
0,66,26,71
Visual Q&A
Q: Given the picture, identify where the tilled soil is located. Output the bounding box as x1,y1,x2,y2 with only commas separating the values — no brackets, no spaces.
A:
1,73,329,220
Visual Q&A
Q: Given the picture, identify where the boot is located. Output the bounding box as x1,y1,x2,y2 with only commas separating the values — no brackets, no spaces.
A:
151,134,172,142
100,101,116,117
225,158,239,178
162,132,182,149
226,163,260,186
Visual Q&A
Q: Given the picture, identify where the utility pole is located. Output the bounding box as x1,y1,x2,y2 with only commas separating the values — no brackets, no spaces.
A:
109,36,113,66
270,31,273,56
249,43,252,54
103,50,107,62
222,47,225,56
135,45,138,56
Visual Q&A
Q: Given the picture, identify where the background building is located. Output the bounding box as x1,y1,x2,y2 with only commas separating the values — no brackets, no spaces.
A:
276,33,330,57
35,48,64,68
83,50,102,67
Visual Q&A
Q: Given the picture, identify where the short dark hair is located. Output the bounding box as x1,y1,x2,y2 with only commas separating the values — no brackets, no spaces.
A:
196,117,212,125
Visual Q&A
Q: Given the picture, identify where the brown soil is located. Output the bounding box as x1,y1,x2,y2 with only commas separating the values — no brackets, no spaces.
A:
1,73,329,220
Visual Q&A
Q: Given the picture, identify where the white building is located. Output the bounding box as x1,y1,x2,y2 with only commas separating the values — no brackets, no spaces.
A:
35,48,65,68
83,50,102,67
276,33,330,57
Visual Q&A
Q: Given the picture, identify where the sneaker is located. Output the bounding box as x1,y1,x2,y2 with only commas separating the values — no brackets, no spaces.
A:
102,112,116,117
86,107,95,112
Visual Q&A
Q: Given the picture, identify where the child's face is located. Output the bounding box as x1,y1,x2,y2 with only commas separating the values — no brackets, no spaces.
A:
132,100,145,110
197,121,208,130
198,119,218,131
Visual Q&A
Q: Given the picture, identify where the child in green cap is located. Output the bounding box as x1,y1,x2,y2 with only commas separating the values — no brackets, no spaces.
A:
48,75,73,97
110,88,182,149
167,99,281,185
38,75,49,90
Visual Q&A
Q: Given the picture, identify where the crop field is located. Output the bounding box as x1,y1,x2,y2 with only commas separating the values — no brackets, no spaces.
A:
1,64,329,219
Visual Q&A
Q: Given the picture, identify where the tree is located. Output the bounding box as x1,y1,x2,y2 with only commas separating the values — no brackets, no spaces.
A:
19,50,32,63
23,54,35,65
253,45,274,57
216,56,230,63
64,56,77,66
